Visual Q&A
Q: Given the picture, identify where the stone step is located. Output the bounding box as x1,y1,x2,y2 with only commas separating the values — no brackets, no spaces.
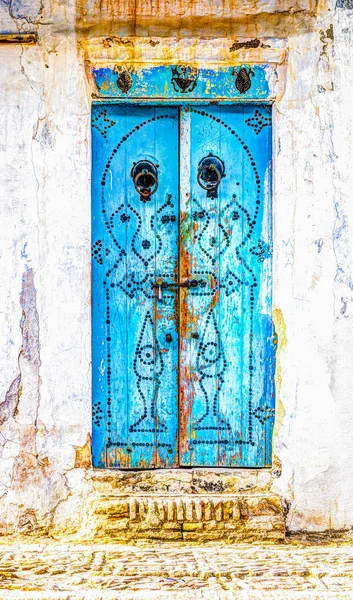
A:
83,493,285,542
88,467,274,496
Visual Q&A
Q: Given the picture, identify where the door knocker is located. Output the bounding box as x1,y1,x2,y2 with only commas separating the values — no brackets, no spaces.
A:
131,160,159,201
197,153,225,198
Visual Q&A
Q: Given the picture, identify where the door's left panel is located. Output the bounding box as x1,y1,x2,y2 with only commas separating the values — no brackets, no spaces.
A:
92,105,179,468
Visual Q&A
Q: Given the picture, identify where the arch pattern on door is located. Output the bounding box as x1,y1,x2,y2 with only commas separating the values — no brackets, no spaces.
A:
91,102,275,469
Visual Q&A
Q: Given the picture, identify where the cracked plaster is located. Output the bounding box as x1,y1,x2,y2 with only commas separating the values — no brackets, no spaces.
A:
0,0,352,537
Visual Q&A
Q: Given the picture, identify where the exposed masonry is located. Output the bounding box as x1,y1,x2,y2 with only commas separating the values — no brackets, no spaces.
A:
19,269,41,400
55,470,286,542
84,494,285,542
0,376,21,428
1,269,40,429
0,270,42,532
0,271,70,536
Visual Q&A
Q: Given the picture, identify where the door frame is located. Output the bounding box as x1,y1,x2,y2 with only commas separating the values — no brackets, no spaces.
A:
90,63,276,469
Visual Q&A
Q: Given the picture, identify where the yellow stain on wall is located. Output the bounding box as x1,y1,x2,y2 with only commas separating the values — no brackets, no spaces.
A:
273,306,287,437
74,434,92,469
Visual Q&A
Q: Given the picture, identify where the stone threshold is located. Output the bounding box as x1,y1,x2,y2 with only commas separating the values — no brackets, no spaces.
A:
88,467,275,494
82,469,285,542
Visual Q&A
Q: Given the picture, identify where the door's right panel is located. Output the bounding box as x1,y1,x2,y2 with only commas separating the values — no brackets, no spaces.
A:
179,105,275,467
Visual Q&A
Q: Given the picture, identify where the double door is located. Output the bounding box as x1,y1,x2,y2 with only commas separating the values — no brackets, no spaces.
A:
92,104,274,468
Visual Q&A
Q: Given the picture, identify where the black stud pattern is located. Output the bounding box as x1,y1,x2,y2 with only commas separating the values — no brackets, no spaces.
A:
98,120,175,303
250,239,273,263
245,109,271,135
92,109,116,138
253,405,275,424
192,196,234,266
92,400,104,428
107,441,172,449
91,239,103,265
93,113,177,455
93,106,272,459
192,308,231,445
129,311,166,434
187,108,267,448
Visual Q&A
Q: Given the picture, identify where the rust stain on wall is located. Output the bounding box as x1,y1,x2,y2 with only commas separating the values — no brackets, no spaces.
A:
76,0,319,43
74,434,92,468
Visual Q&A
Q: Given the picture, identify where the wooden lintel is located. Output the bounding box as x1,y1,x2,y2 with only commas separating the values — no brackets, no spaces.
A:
0,33,38,44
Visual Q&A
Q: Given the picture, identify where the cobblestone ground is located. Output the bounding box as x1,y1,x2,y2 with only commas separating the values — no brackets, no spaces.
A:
0,539,353,599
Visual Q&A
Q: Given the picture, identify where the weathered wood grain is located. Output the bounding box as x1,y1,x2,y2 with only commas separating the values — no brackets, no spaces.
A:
92,105,179,468
92,103,274,468
179,105,274,467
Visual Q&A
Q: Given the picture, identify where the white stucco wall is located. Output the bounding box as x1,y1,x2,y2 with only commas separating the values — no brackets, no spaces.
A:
0,0,352,535
272,10,353,530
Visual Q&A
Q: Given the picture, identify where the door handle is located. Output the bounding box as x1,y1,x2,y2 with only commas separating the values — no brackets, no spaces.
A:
153,278,205,299
130,160,158,202
153,279,202,290
197,152,225,198
164,279,200,289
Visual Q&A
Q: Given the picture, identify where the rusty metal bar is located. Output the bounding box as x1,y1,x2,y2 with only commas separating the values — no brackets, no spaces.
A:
0,33,38,44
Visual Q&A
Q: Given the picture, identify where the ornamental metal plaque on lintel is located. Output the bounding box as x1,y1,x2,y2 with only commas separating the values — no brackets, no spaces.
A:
91,64,275,101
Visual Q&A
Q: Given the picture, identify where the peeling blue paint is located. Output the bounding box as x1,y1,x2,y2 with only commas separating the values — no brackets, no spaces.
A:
92,103,274,468
92,65,272,101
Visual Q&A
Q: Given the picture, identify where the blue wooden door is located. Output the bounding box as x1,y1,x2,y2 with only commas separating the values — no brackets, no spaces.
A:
178,106,274,467
92,106,179,468
92,104,274,468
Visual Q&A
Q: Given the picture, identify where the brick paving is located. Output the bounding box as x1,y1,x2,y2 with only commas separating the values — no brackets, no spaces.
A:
0,539,353,599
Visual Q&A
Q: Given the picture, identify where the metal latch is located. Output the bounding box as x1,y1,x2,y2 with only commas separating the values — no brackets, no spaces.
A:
153,278,204,300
